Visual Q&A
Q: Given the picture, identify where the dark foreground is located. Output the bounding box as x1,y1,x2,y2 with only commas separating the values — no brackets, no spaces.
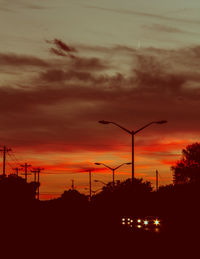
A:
1,177,200,257
1,205,199,258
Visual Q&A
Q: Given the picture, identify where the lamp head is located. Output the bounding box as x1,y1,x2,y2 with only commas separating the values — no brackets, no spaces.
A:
155,120,167,124
98,120,110,124
95,162,101,165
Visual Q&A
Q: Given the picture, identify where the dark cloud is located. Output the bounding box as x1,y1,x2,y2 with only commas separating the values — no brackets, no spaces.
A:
70,56,108,71
53,39,77,53
46,39,77,58
50,48,67,57
0,53,48,67
39,68,125,87
1,43,200,153
47,39,108,71
40,69,94,82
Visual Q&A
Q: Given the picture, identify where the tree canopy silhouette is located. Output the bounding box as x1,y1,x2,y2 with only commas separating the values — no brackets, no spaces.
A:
60,189,89,205
172,142,200,184
0,174,36,203
100,178,152,194
92,178,153,216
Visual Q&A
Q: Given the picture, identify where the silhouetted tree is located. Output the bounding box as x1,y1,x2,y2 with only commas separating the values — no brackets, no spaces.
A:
92,178,153,216
61,189,88,204
158,184,175,193
172,142,200,184
0,174,36,203
100,178,152,194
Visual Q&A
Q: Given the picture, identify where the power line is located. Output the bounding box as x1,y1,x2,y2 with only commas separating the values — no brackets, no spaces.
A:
9,151,22,166
7,160,15,171
7,153,19,168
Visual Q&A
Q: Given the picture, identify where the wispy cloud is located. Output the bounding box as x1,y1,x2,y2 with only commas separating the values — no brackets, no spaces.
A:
143,24,186,34
0,0,47,13
85,5,200,25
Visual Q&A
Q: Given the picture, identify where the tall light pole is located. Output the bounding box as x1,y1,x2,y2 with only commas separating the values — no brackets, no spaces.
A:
98,120,167,182
89,170,92,201
156,170,159,192
94,162,131,185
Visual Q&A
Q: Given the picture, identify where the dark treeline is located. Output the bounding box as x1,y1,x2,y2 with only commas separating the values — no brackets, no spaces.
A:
1,143,200,257
0,175,200,257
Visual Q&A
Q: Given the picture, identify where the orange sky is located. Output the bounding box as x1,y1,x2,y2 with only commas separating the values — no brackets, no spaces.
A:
0,0,200,199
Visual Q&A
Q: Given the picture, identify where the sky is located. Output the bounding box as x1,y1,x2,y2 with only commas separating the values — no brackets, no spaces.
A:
0,0,200,199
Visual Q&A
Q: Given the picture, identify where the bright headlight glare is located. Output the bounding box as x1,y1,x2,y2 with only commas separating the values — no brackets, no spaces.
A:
154,219,160,225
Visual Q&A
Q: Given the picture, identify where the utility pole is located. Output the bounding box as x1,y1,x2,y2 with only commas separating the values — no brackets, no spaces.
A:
31,168,44,200
156,170,159,192
21,163,31,182
12,167,21,176
31,169,37,199
0,146,12,177
32,170,37,182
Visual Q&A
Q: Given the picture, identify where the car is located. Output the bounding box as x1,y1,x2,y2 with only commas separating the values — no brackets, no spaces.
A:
121,215,162,232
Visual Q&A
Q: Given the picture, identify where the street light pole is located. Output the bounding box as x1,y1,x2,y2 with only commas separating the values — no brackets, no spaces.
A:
95,162,131,185
89,170,92,201
156,170,159,192
112,169,115,185
132,132,134,182
98,120,167,182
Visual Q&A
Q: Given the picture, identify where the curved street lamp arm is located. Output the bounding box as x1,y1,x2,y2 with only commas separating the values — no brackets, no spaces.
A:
114,163,127,171
101,163,113,171
134,122,155,135
111,122,132,134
